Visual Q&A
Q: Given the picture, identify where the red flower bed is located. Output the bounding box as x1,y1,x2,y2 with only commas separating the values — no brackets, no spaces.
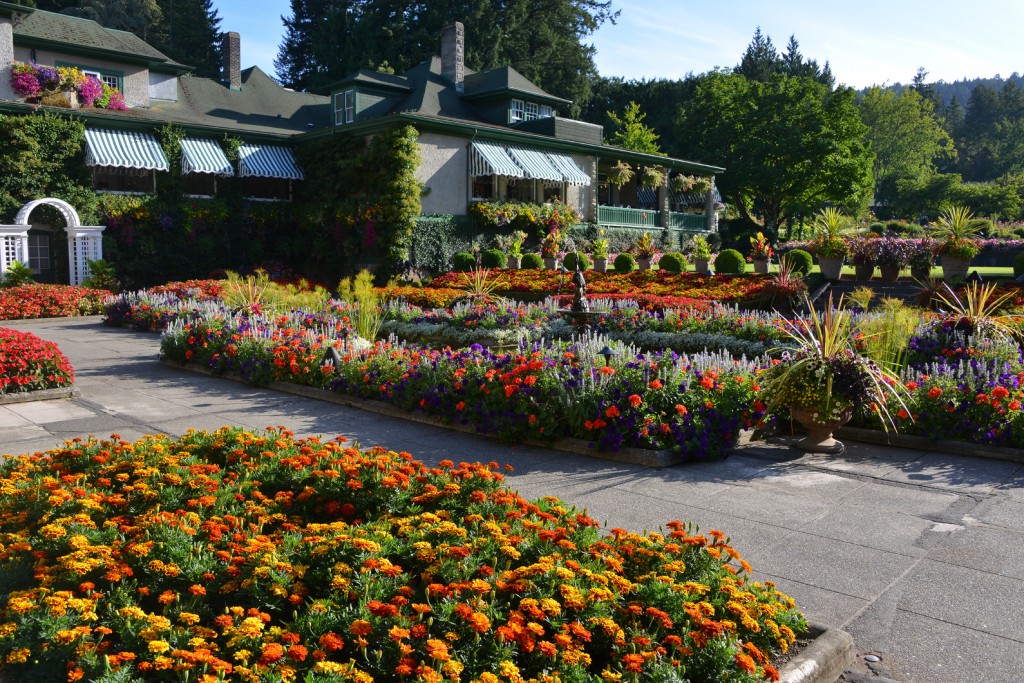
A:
146,279,224,300
0,327,74,393
0,284,108,320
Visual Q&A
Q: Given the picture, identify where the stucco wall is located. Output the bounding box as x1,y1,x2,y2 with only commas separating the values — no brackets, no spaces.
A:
14,46,150,107
415,131,469,216
0,17,14,101
148,72,177,101
565,152,596,222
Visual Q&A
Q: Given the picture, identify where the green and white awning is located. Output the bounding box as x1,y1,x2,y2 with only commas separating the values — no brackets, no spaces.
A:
507,146,564,182
180,137,233,176
237,144,303,180
84,128,169,171
470,141,524,178
546,152,591,186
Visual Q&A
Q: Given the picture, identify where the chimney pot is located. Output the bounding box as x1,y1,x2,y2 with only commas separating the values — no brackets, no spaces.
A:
222,31,241,90
441,22,464,93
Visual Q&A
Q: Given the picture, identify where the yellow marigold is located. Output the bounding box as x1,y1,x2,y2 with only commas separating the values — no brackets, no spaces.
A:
6,648,30,664
238,616,264,638
148,640,170,653
178,612,201,626
313,661,348,674
39,523,67,540
0,622,16,637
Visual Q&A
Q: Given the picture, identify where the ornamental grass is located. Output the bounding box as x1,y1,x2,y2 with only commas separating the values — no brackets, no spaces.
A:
0,285,108,320
0,328,74,393
0,427,805,682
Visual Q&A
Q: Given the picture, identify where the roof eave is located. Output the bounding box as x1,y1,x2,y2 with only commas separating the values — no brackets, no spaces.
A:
13,35,168,68
462,87,572,107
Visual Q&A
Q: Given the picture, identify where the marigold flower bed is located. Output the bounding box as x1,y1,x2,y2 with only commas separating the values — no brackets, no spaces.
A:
0,328,74,393
0,284,108,320
0,427,805,682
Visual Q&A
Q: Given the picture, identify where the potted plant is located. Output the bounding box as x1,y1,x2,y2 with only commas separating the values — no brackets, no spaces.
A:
758,294,909,453
591,231,610,272
691,235,712,272
749,231,773,274
907,238,936,281
930,206,982,282
640,165,666,188
540,228,561,269
808,208,850,281
633,232,657,270
502,230,528,269
608,160,633,188
873,237,909,281
849,238,877,280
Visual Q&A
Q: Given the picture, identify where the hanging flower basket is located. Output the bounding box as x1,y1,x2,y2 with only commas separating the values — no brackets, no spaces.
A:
608,161,633,188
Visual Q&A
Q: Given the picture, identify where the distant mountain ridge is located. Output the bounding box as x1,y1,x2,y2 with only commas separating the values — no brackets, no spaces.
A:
861,73,1024,105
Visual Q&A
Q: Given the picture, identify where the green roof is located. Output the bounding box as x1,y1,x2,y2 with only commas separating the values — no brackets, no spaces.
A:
326,69,413,93
463,66,571,106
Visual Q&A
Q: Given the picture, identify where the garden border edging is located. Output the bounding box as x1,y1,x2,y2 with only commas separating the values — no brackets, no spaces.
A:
161,360,682,467
778,625,854,683
836,426,1024,464
0,386,81,405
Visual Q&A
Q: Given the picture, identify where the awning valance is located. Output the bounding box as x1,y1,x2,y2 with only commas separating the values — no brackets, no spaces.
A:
238,144,303,180
546,152,591,186
507,146,564,182
672,187,722,205
84,128,169,171
181,137,233,176
470,141,524,178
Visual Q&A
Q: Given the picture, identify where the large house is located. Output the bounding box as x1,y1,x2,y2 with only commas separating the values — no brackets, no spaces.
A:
0,3,722,279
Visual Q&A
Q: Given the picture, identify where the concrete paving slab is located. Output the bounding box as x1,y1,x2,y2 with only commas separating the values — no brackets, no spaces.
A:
0,408,36,429
799,503,957,557
880,453,1023,495
749,467,868,500
6,400,95,424
754,573,870,629
840,479,964,519
963,497,1024,531
927,525,1024,580
698,482,844,530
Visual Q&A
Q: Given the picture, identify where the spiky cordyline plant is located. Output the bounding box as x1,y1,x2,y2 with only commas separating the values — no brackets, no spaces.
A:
457,267,508,306
934,281,1022,343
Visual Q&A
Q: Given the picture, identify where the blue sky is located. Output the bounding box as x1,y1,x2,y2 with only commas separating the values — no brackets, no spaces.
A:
215,0,1023,89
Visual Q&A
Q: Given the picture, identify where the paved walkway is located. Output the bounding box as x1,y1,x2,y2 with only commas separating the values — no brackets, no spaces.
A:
3,316,1024,683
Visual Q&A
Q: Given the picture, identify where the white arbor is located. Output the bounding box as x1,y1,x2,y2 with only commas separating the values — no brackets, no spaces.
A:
1,198,106,285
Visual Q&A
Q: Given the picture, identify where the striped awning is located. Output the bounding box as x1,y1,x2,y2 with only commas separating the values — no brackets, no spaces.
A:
238,144,303,180
84,128,169,171
637,187,659,208
507,146,564,182
470,141,524,178
672,187,722,205
180,137,233,176
546,152,591,186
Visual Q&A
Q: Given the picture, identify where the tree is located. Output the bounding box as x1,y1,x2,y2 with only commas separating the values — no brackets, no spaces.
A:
859,86,955,200
677,71,873,238
606,101,663,154
735,27,778,83
151,0,222,78
58,0,163,41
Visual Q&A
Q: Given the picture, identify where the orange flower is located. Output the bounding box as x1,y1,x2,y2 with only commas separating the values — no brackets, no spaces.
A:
349,620,372,637
318,633,344,651
605,405,620,419
628,394,642,408
927,387,943,399
259,642,284,665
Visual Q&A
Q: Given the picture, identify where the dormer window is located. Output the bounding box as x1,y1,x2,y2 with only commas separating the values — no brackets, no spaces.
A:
509,99,524,123
335,89,356,125
525,102,539,121
540,105,554,118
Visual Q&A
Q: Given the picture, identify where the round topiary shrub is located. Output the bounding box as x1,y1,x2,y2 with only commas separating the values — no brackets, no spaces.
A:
452,252,476,272
480,248,507,268
1014,252,1024,278
657,251,688,273
782,249,813,276
869,222,886,235
520,253,544,270
613,252,636,273
562,252,591,271
713,248,746,274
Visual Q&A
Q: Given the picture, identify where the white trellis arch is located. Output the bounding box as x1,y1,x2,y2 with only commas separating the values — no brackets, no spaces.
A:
2,198,106,286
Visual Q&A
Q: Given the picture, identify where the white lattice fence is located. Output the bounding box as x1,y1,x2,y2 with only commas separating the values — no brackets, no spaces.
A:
0,226,29,275
65,227,105,286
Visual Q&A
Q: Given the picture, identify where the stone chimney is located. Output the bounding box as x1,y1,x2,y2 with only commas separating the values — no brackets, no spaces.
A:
0,14,16,102
441,22,464,93
222,31,241,90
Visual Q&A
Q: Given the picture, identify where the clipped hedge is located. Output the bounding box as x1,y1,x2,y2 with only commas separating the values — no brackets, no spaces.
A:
714,249,746,274
613,252,636,273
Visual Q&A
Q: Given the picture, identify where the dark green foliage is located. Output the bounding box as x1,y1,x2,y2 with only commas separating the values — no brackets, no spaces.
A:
480,248,507,268
520,253,543,270
782,249,813,275
452,252,476,272
869,222,886,234
657,251,688,273
1014,252,1024,278
409,215,475,274
151,0,223,79
562,252,591,271
2,261,35,287
714,249,746,274
613,252,636,273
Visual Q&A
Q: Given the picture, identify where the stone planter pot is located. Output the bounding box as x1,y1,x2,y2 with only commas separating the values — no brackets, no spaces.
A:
879,264,901,281
752,258,769,274
790,406,853,454
910,265,931,281
543,257,558,270
940,255,971,282
506,255,521,270
817,256,844,281
592,257,608,273
637,257,653,271
62,90,79,108
854,264,875,280
694,258,710,273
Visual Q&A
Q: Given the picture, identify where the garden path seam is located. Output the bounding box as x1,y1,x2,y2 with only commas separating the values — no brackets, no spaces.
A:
0,386,80,405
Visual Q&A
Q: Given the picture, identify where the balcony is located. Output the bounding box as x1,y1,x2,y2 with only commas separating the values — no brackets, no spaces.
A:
598,205,708,232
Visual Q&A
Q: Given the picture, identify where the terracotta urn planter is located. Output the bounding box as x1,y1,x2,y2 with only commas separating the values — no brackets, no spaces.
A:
817,256,844,281
879,264,901,281
543,257,558,270
940,255,971,282
637,257,653,271
506,255,521,270
694,258,710,273
854,264,875,280
592,257,608,273
752,258,769,274
790,406,853,454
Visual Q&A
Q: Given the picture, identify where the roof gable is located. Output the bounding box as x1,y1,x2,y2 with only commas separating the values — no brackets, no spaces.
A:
463,66,571,105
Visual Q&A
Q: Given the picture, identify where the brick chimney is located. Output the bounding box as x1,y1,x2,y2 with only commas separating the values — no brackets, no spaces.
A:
441,22,464,93
222,31,241,90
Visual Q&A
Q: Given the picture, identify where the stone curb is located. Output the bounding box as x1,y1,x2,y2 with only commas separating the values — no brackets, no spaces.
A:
779,625,855,683
0,386,81,405
161,360,681,467
836,425,1024,464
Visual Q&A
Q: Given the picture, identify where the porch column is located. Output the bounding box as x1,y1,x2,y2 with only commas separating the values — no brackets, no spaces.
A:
0,225,30,274
66,226,105,286
659,167,670,232
705,176,718,232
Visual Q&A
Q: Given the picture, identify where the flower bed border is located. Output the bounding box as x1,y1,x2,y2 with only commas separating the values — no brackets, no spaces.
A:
836,426,1024,464
0,386,80,405
163,360,682,467
778,624,854,683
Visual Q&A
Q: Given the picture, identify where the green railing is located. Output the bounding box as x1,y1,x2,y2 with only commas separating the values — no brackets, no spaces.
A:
668,211,707,230
597,205,660,229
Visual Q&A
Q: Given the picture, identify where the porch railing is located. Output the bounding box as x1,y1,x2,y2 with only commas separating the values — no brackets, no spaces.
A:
598,205,707,232
667,211,706,230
